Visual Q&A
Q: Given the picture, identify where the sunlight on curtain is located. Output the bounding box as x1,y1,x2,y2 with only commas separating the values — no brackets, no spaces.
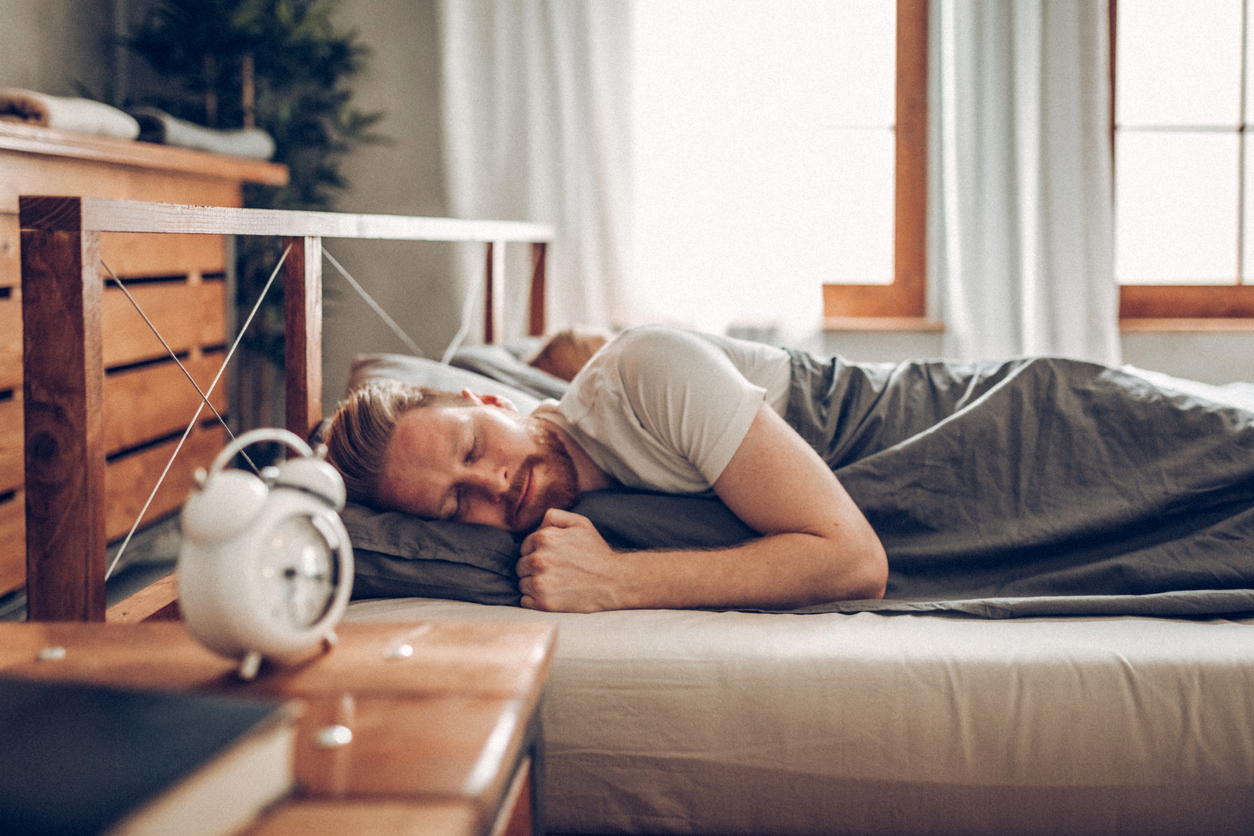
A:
439,0,633,340
932,0,1120,365
630,0,895,343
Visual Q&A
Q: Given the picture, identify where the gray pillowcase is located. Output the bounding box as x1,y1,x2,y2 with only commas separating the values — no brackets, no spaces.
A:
448,344,569,401
346,489,756,605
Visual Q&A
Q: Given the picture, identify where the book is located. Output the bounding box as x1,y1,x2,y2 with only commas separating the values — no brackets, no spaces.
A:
0,675,297,836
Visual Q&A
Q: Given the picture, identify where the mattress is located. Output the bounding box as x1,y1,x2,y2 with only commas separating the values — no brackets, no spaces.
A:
345,598,1254,836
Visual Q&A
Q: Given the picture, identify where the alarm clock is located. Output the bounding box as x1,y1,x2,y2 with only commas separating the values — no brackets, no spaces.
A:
178,428,354,679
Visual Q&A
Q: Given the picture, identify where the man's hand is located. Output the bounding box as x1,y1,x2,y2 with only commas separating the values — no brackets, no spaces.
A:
517,509,623,612
515,404,887,613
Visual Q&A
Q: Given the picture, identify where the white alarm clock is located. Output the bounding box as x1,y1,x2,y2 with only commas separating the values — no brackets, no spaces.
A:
178,428,354,679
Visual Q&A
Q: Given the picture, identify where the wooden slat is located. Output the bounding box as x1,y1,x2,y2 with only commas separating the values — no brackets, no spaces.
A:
0,489,23,597
100,231,226,279
0,391,22,493
106,573,180,623
0,120,289,186
101,278,226,368
0,213,16,288
104,424,226,541
21,196,555,243
0,289,19,390
21,219,107,621
103,354,228,454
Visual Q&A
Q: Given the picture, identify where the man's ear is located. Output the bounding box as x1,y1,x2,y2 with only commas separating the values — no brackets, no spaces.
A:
460,389,519,412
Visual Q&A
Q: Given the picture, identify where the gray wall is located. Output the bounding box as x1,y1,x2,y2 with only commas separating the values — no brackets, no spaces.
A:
318,0,461,408
5,0,1253,396
0,0,113,99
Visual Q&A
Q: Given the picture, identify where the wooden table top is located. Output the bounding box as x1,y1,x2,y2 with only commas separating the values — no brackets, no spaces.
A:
0,619,556,836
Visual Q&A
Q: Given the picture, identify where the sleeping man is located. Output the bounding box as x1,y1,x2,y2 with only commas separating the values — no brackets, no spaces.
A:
324,324,1254,614
324,325,889,612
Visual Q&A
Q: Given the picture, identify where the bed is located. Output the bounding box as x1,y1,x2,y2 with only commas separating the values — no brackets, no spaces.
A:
19,196,1254,836
334,337,1254,836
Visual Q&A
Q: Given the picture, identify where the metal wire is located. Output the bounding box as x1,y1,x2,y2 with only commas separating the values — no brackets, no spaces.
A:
105,243,292,580
321,248,424,357
99,260,258,474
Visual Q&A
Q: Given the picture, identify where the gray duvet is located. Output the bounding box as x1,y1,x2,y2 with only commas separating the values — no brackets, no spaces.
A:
344,347,1254,618
780,352,1254,617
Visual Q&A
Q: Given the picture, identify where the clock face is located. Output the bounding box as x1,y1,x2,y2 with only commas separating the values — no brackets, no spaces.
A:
256,514,339,629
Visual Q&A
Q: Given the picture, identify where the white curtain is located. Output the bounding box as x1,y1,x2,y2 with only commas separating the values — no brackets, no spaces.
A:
437,0,633,340
931,0,1121,365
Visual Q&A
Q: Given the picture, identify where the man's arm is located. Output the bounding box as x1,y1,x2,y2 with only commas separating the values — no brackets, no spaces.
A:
516,403,887,612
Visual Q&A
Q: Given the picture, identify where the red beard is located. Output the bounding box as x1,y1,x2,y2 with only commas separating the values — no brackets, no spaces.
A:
505,419,581,532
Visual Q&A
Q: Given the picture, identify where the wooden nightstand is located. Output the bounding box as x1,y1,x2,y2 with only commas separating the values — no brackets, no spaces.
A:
0,619,555,836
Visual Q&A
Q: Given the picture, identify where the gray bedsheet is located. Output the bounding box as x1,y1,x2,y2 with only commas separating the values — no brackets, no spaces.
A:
782,352,1254,617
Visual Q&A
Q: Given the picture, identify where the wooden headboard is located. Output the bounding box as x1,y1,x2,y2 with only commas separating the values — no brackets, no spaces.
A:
19,195,553,622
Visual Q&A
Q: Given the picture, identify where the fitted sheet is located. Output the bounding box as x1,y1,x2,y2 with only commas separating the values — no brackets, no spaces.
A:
346,598,1254,836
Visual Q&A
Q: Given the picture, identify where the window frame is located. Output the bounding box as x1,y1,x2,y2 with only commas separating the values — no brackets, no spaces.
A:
1111,0,1254,323
826,0,1254,331
821,0,935,331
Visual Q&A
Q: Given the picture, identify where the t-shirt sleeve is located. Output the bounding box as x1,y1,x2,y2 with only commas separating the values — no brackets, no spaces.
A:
564,326,766,489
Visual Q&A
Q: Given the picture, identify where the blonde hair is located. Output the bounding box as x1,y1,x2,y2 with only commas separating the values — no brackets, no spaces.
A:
323,380,468,505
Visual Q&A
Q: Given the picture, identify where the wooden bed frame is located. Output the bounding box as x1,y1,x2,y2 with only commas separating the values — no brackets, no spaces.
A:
19,195,553,623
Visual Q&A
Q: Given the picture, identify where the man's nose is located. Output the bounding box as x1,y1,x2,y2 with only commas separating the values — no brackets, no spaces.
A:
465,460,511,500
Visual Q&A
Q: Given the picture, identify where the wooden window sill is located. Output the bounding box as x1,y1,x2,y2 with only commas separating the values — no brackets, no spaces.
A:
823,316,945,333
1120,318,1254,333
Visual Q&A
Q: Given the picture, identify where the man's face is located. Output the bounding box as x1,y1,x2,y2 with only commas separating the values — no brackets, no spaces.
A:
376,395,580,533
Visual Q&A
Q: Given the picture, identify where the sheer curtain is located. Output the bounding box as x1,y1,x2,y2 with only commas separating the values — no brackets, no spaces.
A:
437,0,633,340
930,0,1121,365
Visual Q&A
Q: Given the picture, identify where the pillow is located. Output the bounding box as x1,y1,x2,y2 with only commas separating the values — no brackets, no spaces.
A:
344,502,524,605
346,353,545,414
345,489,756,605
448,344,569,401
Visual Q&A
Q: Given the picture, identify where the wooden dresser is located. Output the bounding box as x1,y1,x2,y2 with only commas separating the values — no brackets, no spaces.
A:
0,122,288,597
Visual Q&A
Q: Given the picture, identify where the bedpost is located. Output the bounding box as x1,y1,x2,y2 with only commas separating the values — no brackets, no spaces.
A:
19,196,108,621
283,236,323,442
529,241,547,337
483,241,506,344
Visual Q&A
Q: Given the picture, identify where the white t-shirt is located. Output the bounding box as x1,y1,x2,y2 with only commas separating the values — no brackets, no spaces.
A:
533,326,791,494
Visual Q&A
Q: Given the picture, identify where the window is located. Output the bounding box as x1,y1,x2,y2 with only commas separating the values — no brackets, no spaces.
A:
1114,0,1254,320
631,0,928,338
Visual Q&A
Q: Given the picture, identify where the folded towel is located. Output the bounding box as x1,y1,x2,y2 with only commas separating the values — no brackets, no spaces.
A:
0,88,140,140
129,107,276,160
